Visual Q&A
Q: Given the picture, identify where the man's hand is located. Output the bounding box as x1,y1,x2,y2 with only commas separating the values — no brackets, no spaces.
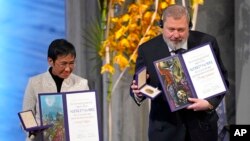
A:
131,80,143,98
186,98,213,111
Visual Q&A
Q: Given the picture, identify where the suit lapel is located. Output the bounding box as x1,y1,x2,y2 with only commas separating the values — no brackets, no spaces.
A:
42,71,57,92
61,77,72,91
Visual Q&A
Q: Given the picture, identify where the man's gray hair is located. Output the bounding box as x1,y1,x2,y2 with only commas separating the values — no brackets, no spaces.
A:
162,4,190,24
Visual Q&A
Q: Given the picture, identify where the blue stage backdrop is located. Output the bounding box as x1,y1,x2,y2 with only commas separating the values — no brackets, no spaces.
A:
0,0,65,140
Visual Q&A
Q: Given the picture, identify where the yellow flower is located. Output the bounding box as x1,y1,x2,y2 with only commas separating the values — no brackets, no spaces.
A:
160,0,176,9
160,1,169,9
121,14,130,23
119,38,130,49
115,26,127,40
139,4,149,14
169,0,176,5
98,40,109,58
191,0,204,9
101,63,115,74
127,33,139,43
192,0,204,5
128,4,139,14
114,54,129,70
115,38,128,52
146,28,159,37
143,11,153,24
111,17,119,23
128,23,139,32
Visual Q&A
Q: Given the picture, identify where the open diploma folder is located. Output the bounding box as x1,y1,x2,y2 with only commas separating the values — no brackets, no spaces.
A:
154,43,228,112
135,67,161,99
18,110,53,132
38,90,100,141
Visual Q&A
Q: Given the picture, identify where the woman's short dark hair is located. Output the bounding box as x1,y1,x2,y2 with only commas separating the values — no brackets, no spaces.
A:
48,39,76,61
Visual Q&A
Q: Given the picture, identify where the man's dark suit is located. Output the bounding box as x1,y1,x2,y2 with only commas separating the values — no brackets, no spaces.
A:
131,30,229,141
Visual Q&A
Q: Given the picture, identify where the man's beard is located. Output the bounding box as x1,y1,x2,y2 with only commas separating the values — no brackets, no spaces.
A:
165,38,186,50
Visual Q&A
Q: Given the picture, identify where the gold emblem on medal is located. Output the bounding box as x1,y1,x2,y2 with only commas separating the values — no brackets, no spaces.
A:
145,88,153,94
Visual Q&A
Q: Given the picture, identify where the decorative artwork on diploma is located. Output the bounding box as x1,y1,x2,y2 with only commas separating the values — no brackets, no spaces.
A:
154,56,193,111
39,90,100,141
39,94,65,141
154,43,228,112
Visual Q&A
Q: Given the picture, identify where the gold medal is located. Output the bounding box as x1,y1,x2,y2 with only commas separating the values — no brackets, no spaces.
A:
145,88,154,94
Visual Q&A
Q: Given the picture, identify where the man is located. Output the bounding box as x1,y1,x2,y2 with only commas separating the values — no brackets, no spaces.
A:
130,4,229,141
22,39,89,141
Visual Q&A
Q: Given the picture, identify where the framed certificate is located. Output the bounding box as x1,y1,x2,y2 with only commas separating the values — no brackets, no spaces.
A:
154,43,228,112
38,90,100,141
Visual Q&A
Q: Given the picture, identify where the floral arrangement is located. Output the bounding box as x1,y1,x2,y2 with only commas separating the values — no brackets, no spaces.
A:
99,0,174,75
98,0,204,101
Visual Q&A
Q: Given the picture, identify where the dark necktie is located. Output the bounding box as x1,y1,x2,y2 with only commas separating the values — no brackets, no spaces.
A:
171,48,186,54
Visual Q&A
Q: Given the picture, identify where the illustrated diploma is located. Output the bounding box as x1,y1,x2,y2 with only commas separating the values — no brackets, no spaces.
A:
39,90,100,141
154,43,228,112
